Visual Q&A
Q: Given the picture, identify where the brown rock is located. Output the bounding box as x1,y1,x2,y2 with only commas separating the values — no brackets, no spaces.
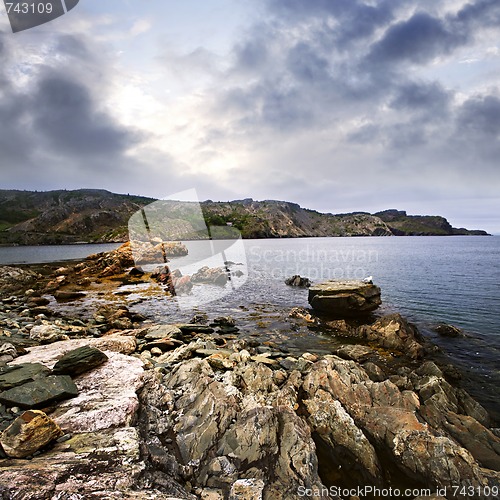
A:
0,410,62,458
357,313,424,359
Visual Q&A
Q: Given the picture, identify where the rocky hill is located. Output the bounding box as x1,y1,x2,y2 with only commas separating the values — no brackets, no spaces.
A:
0,190,489,245
0,189,155,245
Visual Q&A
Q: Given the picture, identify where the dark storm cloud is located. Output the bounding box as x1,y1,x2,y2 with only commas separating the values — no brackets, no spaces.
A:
0,31,143,186
31,70,137,158
454,0,500,27
457,94,500,136
367,12,468,67
215,0,500,140
389,81,451,113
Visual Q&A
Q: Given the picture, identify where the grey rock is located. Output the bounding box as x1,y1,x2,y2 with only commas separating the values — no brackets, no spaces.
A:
0,375,78,409
52,345,109,376
285,275,311,287
0,363,51,391
308,280,381,317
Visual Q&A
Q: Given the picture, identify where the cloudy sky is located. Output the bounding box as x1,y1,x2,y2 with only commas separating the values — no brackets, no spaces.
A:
1,0,500,232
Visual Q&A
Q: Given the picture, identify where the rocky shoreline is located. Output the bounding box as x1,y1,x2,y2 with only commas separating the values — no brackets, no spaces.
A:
0,246,499,499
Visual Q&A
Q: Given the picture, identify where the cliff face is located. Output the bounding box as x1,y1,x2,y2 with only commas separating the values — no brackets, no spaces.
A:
0,190,489,245
202,200,393,238
374,209,490,236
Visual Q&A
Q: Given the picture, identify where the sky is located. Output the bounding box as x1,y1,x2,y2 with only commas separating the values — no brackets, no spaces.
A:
1,0,500,233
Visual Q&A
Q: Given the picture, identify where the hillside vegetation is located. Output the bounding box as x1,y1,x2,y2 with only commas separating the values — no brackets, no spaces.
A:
0,190,489,245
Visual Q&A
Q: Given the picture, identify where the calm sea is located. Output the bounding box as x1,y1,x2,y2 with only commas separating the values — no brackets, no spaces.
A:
1,237,499,417
0,243,121,265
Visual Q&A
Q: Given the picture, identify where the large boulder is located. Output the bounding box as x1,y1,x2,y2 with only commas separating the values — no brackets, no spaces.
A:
308,280,381,317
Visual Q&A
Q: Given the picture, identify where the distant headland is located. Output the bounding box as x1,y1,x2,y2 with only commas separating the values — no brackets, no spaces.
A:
0,189,490,245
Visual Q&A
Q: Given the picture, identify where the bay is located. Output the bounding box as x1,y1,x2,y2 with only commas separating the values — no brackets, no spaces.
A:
0,243,121,265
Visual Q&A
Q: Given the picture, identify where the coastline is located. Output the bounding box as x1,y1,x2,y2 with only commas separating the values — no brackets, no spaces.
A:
0,245,499,498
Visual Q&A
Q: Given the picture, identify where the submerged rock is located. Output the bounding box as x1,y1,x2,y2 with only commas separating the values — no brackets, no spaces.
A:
434,323,464,338
0,410,62,458
285,275,312,287
308,280,381,317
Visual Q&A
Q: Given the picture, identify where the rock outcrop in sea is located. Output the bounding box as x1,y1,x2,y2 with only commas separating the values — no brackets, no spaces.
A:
0,258,499,499
308,280,382,317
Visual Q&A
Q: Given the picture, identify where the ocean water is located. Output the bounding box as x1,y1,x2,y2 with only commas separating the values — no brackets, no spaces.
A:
1,236,499,417
168,236,500,417
0,243,121,264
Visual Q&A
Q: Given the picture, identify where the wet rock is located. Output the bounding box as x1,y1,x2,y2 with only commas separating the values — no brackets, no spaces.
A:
285,275,312,287
95,304,135,330
128,266,145,277
191,266,228,286
334,344,374,362
29,324,70,344
357,314,424,359
0,363,51,391
0,375,78,409
53,290,86,301
26,296,50,307
308,280,381,317
211,316,236,327
434,323,464,338
52,346,109,376
0,410,62,458
289,307,316,323
171,273,193,294
178,324,215,334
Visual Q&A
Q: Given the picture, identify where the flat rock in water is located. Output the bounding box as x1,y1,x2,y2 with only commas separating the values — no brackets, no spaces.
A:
53,290,86,301
0,410,62,459
0,363,51,391
308,280,381,317
52,346,108,377
0,375,78,409
178,324,215,334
